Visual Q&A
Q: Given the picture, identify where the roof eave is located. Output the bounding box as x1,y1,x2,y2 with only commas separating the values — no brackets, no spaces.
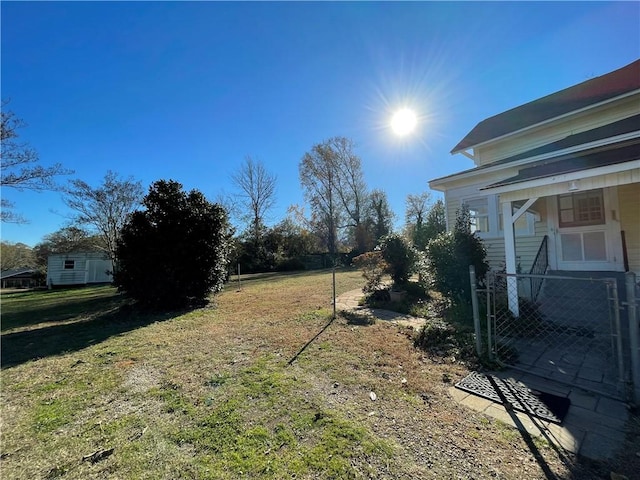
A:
431,130,640,190
481,159,640,195
451,88,640,155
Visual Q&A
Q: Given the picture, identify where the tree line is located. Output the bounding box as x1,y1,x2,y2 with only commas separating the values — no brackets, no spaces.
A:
1,103,447,308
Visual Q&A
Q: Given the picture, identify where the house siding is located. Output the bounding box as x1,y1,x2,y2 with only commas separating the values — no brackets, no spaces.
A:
619,183,640,275
473,213,548,273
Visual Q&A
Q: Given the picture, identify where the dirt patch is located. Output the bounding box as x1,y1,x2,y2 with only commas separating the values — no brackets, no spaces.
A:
122,364,162,394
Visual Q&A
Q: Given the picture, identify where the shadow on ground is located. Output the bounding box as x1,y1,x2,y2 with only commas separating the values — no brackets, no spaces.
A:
1,305,174,369
1,292,121,332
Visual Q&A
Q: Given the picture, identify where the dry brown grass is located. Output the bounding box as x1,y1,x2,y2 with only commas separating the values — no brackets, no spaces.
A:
1,269,635,479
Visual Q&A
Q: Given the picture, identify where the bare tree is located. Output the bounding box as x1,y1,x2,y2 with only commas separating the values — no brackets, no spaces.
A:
329,137,368,252
299,136,368,253
63,171,143,265
1,100,72,222
299,141,340,254
365,189,395,248
231,156,277,246
405,192,433,250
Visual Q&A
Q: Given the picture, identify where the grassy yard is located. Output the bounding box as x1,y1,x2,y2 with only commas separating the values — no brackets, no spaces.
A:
0,269,635,479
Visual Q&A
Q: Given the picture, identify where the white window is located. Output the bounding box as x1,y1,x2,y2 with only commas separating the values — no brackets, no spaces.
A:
463,195,536,238
64,259,75,269
465,198,490,234
499,209,536,236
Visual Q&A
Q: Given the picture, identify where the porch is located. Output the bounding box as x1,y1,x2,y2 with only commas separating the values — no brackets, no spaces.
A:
479,150,640,401
475,270,640,403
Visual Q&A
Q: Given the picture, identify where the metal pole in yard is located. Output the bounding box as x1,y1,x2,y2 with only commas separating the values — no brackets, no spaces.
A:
237,263,241,291
469,265,482,356
332,260,337,319
625,272,639,403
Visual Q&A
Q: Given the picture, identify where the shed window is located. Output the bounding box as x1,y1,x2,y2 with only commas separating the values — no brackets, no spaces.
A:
558,189,605,228
64,260,75,270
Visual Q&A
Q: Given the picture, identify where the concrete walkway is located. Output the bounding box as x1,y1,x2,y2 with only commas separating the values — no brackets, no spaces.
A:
335,288,427,330
335,288,632,463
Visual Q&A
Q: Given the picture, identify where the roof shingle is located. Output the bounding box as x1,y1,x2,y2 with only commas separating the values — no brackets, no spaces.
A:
452,60,640,154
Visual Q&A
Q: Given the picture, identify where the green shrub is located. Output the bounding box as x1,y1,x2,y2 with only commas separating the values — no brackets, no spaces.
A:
414,320,456,348
114,180,232,310
276,257,306,272
352,251,388,293
378,233,417,287
413,318,476,362
425,205,489,304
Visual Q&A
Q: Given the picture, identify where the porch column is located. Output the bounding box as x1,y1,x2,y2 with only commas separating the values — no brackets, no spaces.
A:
500,197,539,317
502,200,519,317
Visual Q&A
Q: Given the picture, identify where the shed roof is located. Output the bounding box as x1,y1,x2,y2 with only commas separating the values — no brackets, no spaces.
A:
452,59,640,154
1,268,37,280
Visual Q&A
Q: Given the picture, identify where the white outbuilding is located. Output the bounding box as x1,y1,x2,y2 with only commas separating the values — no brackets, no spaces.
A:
47,252,113,288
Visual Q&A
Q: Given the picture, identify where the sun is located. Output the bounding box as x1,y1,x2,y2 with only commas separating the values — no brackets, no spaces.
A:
390,108,417,136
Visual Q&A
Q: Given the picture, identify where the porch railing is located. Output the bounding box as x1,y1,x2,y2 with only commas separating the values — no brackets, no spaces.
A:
529,235,548,302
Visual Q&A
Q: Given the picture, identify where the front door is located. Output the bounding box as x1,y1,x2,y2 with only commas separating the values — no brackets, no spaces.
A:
549,187,624,271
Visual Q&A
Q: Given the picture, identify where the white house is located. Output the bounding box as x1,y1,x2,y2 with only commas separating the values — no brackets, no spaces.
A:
47,252,113,288
430,59,640,281
429,61,640,402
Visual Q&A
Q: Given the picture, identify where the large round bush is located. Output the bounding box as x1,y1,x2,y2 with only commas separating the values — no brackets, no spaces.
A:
114,180,232,310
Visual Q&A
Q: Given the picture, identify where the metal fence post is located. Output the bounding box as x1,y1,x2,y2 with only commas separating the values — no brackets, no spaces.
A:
486,271,494,361
609,281,626,395
469,265,482,356
626,272,639,403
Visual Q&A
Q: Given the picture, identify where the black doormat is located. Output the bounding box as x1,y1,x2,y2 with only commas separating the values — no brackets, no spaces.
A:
455,372,571,424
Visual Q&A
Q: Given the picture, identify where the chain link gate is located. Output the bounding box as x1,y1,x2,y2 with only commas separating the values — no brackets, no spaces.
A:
484,272,628,400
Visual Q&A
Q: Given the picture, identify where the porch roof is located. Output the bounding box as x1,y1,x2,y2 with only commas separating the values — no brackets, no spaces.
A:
451,59,640,154
487,114,640,167
483,140,640,189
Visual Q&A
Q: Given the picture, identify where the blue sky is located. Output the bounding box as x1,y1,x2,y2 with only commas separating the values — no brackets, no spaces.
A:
2,1,639,247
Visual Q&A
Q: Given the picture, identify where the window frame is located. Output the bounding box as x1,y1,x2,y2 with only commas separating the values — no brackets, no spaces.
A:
557,189,605,228
464,197,490,235
462,194,536,239
63,259,75,270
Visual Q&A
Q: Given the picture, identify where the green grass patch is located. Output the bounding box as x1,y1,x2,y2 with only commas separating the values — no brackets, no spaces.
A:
32,397,79,434
2,270,599,480
1,285,121,332
149,353,395,479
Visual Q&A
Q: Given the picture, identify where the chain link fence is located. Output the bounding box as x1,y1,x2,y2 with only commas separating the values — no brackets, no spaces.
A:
481,271,633,400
